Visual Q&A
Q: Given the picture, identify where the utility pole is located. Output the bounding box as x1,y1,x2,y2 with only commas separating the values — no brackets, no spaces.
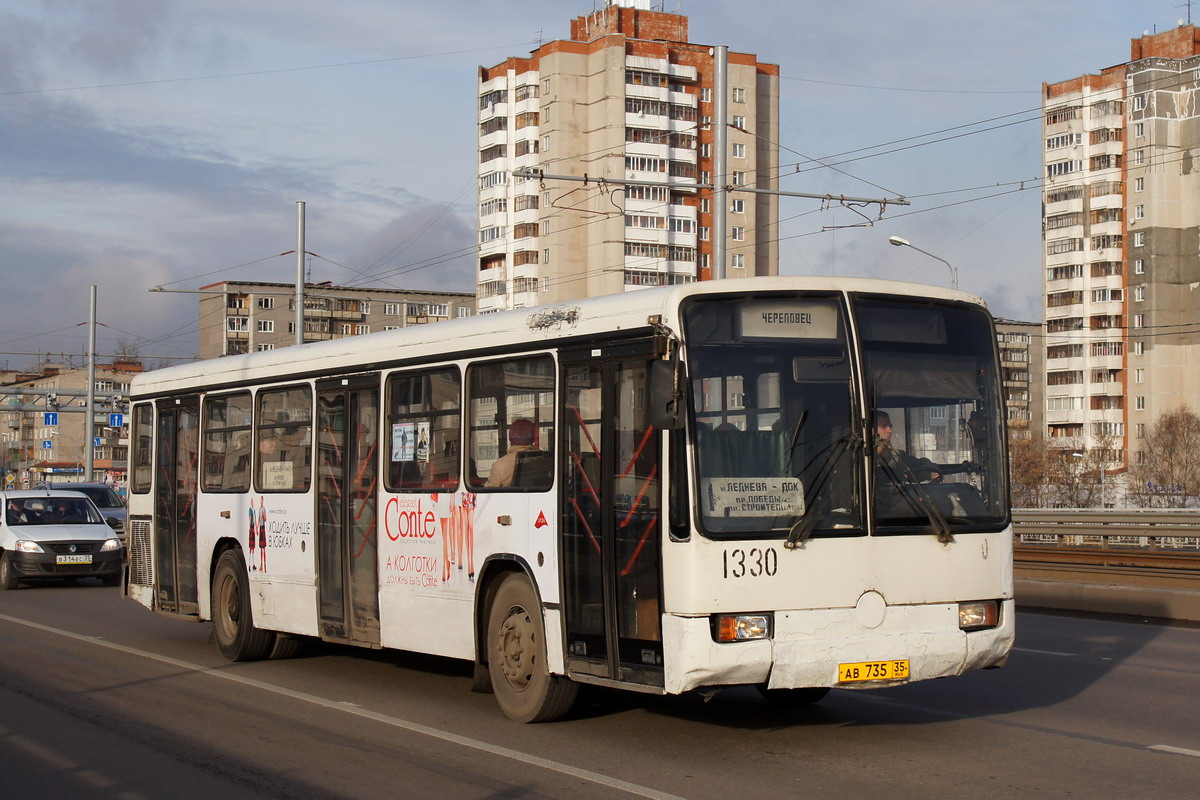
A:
84,285,96,481
712,45,728,280
295,201,306,346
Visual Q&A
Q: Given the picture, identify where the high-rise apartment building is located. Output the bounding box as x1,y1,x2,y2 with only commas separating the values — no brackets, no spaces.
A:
475,0,779,312
995,319,1044,442
1042,24,1200,470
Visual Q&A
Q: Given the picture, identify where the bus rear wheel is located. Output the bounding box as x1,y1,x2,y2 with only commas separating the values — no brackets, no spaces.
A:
212,549,275,661
486,573,577,723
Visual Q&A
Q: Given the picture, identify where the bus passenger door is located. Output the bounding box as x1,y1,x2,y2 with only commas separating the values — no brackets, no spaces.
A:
316,376,381,646
561,350,664,687
154,397,200,616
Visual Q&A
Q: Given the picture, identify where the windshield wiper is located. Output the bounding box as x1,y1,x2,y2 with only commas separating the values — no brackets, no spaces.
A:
784,430,861,549
875,449,955,544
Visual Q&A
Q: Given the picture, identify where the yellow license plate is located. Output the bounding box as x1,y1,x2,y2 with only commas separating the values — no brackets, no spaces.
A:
838,659,910,683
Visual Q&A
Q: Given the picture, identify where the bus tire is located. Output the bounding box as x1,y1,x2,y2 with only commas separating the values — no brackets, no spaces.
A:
212,549,275,661
0,552,20,590
486,573,577,723
756,685,831,707
269,633,306,659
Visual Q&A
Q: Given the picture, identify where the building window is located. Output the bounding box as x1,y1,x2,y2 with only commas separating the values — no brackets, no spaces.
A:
1135,122,1145,137
731,253,745,269
257,320,274,333
1133,231,1145,247
731,226,745,241
732,87,746,103
257,343,274,351
701,87,711,103
1136,423,1146,438
227,317,248,333
1135,369,1144,384
1136,396,1146,410
384,303,400,315
1133,340,1144,356
1135,176,1145,192
1133,314,1145,328
543,248,550,264
732,143,746,159
730,199,745,213
1134,259,1145,274
257,297,274,310
456,307,472,318
699,226,710,241
1135,204,1145,219
356,324,370,335
1132,94,1146,111
731,171,746,186
1134,285,1145,302
700,198,710,213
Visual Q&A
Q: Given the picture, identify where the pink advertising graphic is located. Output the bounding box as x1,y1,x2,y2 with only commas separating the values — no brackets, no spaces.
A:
382,492,477,588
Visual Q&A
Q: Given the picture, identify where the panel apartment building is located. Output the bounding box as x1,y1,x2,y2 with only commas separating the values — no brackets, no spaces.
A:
1042,24,1200,470
198,280,475,360
475,0,779,312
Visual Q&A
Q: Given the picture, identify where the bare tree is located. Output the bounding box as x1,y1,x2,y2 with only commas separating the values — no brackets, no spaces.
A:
1008,433,1056,508
1126,406,1200,508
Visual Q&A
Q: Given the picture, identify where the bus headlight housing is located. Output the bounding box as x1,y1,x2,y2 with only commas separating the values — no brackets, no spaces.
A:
714,613,772,642
959,600,1000,631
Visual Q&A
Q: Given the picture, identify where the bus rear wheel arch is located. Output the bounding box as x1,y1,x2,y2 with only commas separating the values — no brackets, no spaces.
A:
485,572,578,722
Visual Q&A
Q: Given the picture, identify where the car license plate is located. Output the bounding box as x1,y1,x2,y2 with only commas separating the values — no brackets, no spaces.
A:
56,554,92,565
838,659,910,683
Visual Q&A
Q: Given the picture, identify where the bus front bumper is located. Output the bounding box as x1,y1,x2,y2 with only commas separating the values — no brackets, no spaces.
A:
662,599,1015,695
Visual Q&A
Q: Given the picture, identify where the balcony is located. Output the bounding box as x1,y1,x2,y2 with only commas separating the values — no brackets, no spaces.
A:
477,294,509,314
625,83,669,102
478,265,505,285
479,102,509,123
479,129,508,149
626,140,669,159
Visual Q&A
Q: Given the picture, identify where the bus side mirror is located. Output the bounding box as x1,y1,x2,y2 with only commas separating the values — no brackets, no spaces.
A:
649,359,684,430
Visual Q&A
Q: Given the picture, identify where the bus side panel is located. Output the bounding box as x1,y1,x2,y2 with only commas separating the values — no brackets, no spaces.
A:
195,492,320,637
376,492,560,663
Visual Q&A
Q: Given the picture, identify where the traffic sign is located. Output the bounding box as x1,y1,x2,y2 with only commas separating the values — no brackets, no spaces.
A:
94,437,103,447
42,440,53,449
44,412,59,426
109,413,125,428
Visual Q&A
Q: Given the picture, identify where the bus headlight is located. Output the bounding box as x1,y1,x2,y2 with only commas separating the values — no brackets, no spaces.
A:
714,613,772,642
959,600,1000,631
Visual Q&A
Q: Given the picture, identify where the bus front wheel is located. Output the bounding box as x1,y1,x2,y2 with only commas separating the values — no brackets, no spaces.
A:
212,549,275,661
486,573,577,723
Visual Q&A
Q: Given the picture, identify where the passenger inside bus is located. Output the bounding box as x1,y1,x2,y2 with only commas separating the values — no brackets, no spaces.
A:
485,418,543,488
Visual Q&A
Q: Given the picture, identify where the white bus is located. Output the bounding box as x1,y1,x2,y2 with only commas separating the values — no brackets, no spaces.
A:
126,277,1014,722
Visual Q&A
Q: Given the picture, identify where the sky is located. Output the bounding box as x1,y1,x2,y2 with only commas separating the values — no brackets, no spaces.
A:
0,0,1181,368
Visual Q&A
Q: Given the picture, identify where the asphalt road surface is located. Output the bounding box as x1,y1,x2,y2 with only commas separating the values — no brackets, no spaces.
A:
1,581,1197,799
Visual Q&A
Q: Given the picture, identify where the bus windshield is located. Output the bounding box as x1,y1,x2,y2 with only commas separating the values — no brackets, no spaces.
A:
684,294,861,536
683,292,1010,538
856,296,1009,533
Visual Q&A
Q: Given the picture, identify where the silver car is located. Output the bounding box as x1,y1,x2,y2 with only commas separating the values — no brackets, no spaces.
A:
1,490,124,589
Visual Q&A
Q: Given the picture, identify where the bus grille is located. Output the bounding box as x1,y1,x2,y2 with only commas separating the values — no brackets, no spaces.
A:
129,516,153,587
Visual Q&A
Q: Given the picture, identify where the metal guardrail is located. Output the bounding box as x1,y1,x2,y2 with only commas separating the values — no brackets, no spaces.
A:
1013,509,1200,570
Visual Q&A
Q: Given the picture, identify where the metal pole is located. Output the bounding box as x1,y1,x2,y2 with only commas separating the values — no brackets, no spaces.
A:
711,45,728,281
295,201,306,346
85,285,96,481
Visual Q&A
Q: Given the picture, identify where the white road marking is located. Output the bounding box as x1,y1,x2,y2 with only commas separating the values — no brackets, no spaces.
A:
1148,745,1200,758
0,613,685,800
1013,647,1076,657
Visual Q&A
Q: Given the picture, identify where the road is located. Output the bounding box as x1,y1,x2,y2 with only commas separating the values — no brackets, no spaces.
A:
1,582,1198,799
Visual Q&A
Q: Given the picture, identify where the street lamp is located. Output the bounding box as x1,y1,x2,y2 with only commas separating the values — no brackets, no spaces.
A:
888,236,959,290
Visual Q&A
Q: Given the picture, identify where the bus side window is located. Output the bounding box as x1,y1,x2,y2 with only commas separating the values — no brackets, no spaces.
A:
255,385,313,493
467,355,555,491
385,368,462,492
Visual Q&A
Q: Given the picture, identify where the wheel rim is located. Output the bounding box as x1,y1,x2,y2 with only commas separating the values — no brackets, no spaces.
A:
216,572,240,641
495,604,536,692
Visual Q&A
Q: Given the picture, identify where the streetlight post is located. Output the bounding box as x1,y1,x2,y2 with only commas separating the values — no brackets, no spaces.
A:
888,236,959,290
